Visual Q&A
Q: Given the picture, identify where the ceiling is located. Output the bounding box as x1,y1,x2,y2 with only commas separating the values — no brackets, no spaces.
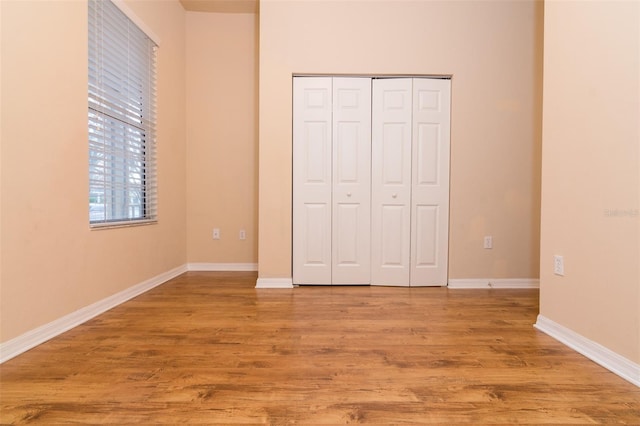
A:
180,0,258,14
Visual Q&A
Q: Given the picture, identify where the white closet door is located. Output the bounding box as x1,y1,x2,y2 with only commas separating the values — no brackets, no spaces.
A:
371,79,413,286
410,78,451,286
293,77,333,284
332,78,372,284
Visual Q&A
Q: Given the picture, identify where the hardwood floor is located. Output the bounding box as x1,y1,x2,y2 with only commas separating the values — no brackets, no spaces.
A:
1,271,639,424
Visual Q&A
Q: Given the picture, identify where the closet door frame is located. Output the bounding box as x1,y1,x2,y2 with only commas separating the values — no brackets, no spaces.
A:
293,75,451,287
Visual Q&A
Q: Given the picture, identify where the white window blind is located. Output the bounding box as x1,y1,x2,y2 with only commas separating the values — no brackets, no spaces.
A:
88,0,157,227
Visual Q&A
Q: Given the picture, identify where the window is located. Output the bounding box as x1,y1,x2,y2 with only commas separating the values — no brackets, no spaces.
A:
88,0,157,226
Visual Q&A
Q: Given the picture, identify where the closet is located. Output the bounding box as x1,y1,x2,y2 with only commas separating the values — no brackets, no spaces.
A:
293,76,451,287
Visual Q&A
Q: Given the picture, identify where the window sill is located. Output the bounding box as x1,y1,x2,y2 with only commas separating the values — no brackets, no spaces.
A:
90,219,157,230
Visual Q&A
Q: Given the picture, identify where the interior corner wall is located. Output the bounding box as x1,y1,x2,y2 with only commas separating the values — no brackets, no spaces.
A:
540,0,640,363
185,12,258,265
258,0,543,280
0,0,187,343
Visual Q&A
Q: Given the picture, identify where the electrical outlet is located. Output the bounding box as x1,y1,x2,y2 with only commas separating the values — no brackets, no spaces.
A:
239,229,246,240
483,236,493,249
553,255,564,276
212,228,220,240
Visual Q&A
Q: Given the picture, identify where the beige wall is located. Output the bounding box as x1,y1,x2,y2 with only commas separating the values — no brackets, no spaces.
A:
185,12,258,264
540,1,640,363
0,0,187,343
258,0,543,279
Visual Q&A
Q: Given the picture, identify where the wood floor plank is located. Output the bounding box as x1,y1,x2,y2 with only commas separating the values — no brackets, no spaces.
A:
1,271,639,424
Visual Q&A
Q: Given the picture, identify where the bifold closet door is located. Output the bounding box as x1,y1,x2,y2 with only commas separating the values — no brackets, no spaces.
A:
294,76,450,286
332,78,372,284
371,79,413,286
293,77,372,285
410,78,451,286
293,77,332,284
371,78,451,286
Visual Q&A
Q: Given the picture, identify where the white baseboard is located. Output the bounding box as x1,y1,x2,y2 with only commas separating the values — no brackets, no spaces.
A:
0,264,188,364
255,277,294,289
535,315,640,388
187,263,258,272
448,278,539,289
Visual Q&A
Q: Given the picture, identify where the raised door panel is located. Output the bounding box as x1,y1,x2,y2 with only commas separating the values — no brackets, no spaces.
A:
371,78,412,286
410,78,451,286
332,77,371,284
293,77,332,284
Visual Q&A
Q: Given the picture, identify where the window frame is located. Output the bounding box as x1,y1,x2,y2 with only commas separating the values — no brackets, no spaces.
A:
88,0,159,228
